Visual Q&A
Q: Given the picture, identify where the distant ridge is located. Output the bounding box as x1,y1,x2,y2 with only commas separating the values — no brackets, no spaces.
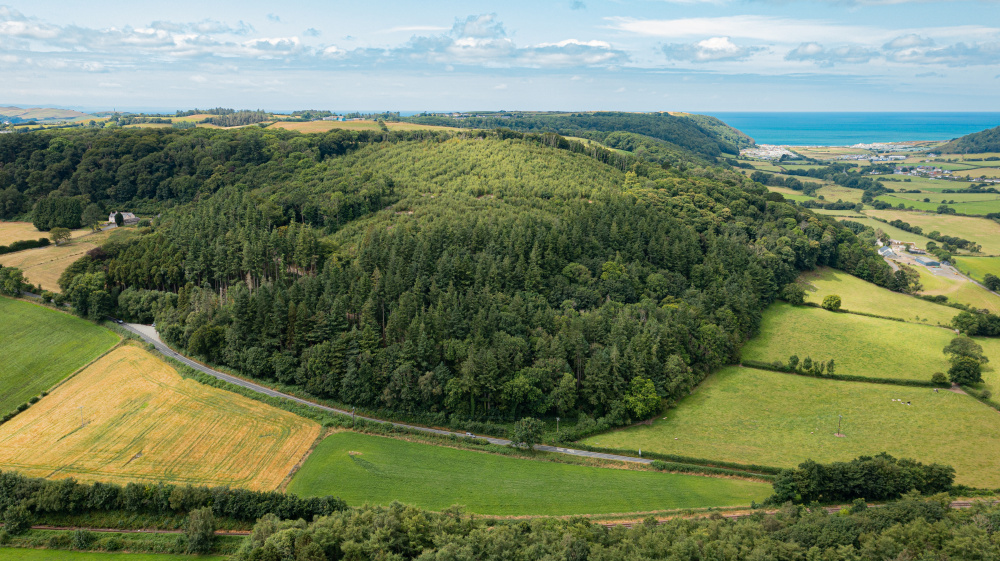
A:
0,106,92,122
939,125,1000,154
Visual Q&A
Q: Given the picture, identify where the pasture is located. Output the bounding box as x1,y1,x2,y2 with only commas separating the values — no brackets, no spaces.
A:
580,367,1000,487
287,432,769,515
798,267,958,325
0,346,319,490
0,297,119,415
953,256,1000,283
815,185,864,204
916,266,1000,314
0,230,111,291
0,221,89,246
0,550,225,561
835,217,935,246
881,176,961,192
875,194,1000,215
865,211,1000,254
740,302,954,382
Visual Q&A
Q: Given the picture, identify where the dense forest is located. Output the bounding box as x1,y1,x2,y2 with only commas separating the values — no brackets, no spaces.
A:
402,112,749,159
939,125,1000,154
3,124,893,429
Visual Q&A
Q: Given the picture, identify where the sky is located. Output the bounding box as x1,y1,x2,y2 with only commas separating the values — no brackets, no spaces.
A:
0,0,998,112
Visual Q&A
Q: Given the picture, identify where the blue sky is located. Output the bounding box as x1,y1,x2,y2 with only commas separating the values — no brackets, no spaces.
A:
1,0,998,112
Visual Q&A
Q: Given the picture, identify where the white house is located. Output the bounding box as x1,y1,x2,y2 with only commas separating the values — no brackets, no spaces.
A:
109,211,139,225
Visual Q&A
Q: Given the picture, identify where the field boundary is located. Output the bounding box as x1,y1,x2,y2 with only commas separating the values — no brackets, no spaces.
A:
739,359,945,388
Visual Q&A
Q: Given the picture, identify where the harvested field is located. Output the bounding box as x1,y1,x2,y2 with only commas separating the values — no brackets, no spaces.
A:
0,346,320,490
0,230,110,291
0,222,89,246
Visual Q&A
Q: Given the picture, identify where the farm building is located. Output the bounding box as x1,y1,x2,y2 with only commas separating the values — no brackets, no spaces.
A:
907,247,927,255
109,211,139,225
915,256,940,267
878,246,897,258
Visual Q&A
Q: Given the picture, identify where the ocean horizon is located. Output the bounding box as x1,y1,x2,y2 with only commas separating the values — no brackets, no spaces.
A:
703,112,1000,147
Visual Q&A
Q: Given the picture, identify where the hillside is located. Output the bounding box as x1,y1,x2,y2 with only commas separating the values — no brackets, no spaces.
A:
939,124,1000,153
7,125,889,435
0,106,92,123
401,111,746,159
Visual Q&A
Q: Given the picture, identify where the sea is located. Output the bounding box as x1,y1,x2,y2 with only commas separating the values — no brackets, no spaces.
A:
703,112,1000,147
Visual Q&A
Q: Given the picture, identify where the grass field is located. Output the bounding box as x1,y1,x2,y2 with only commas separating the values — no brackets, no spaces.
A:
580,367,1000,487
0,346,319,490
836,217,935,246
881,176,963,192
953,256,1000,283
916,266,1000,313
864,211,1000,254
0,550,225,560
741,302,955,381
0,222,90,246
815,185,865,204
268,120,451,133
0,297,119,414
798,267,958,325
287,432,770,515
0,230,111,291
875,194,1000,215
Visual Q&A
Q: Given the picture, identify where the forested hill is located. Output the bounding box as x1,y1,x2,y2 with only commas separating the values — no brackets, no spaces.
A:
400,112,751,159
16,125,893,434
939,125,1000,154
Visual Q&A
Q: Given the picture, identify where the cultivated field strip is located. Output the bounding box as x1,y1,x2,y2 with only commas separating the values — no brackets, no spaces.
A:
0,346,320,490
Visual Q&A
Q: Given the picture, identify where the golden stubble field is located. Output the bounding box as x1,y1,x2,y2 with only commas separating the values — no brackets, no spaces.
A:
0,222,90,246
0,230,110,291
0,345,320,490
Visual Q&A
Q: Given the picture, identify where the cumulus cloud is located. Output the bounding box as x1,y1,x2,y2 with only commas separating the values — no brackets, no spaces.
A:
785,42,878,65
662,36,761,62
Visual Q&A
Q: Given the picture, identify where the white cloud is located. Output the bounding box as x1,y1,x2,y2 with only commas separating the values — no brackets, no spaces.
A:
662,36,762,62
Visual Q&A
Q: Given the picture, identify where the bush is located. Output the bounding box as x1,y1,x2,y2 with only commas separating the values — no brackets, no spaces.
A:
97,536,124,551
185,507,216,554
932,372,948,385
781,283,806,305
2,503,32,535
72,529,94,550
821,294,842,312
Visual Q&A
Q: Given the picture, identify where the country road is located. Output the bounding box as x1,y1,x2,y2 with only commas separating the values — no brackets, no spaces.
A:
118,322,656,467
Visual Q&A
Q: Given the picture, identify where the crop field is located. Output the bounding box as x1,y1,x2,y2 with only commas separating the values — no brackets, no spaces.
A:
268,120,451,133
887,191,1000,204
0,230,111,291
916,266,1000,313
865,211,1000,254
0,550,226,561
815,185,865,204
287,432,769,515
953,256,1000,283
963,168,1000,179
835,217,935,246
580,367,1000,487
0,297,119,415
798,267,958,325
741,302,955,381
0,221,89,246
0,346,320,490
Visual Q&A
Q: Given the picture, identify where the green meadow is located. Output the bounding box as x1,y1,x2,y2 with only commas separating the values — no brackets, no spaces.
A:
741,302,954,382
287,432,770,515
580,367,1000,487
799,267,958,326
0,297,119,414
916,266,1000,314
0,550,225,561
865,211,1000,254
836,217,936,246
953,256,1000,283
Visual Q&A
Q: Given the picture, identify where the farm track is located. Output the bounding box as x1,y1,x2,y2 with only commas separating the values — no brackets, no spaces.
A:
118,323,658,467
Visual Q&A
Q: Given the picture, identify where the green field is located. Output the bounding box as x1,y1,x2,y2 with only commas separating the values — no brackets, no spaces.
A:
876,193,1000,215
815,185,864,204
799,268,959,325
865,211,1000,254
880,176,962,192
580,367,1000,487
0,297,119,414
836,217,936,246
916,266,1000,314
953,256,1000,283
741,302,954,381
0,550,224,560
287,432,770,515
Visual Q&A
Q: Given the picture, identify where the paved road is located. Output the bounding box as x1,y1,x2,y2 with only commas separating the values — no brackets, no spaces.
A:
119,322,655,466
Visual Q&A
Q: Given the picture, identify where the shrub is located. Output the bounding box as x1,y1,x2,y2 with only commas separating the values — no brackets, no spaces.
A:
2,503,32,535
781,283,806,305
821,295,842,312
72,529,94,550
185,506,216,554
932,372,948,385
